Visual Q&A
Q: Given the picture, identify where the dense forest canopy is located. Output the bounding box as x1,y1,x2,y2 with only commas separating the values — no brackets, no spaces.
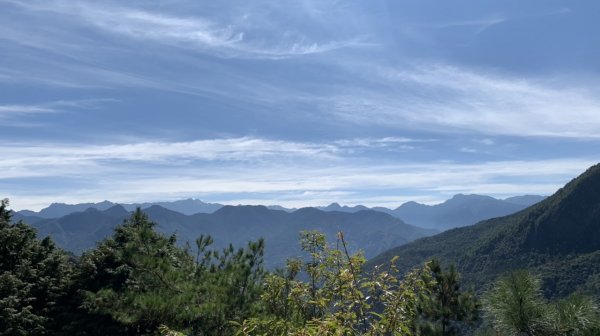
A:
1,197,599,335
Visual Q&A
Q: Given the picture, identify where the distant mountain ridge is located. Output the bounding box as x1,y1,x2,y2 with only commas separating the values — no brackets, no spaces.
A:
315,194,544,230
317,203,371,213
368,163,600,298
14,205,436,268
19,194,546,232
378,194,546,230
19,199,224,218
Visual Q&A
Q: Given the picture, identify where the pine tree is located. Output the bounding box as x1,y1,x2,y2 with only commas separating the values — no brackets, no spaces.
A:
74,208,266,335
417,259,479,335
483,270,600,336
0,198,72,335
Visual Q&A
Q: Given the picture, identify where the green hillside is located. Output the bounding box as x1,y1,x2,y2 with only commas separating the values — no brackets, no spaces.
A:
368,163,600,298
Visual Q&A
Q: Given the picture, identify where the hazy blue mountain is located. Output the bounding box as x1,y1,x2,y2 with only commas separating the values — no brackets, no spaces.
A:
29,205,128,253
18,198,224,218
122,199,223,215
385,194,531,231
18,195,544,232
14,209,39,217
503,195,547,206
266,205,296,212
12,212,45,225
101,204,130,218
25,201,116,218
17,204,435,268
317,203,370,213
315,194,545,230
368,163,600,298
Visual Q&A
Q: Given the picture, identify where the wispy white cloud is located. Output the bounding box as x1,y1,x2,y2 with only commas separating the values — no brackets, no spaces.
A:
427,183,562,196
0,104,55,117
1,0,598,213
333,137,436,152
459,147,479,154
2,137,594,210
327,63,600,138
334,137,434,147
0,138,342,179
3,0,365,59
2,136,439,178
7,157,590,210
0,99,116,123
425,15,506,35
476,138,496,146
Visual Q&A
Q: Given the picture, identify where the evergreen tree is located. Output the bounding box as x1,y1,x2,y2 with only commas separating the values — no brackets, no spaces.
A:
73,208,197,334
0,198,72,335
481,270,600,335
553,294,600,336
73,208,265,335
483,270,551,336
417,259,479,335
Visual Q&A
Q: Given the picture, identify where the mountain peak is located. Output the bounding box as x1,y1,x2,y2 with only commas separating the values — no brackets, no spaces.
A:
103,204,130,218
397,200,428,210
447,193,494,202
214,205,270,216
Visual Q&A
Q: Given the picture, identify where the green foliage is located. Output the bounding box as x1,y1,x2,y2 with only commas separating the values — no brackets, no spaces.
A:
76,209,196,333
0,195,483,336
417,259,479,335
74,208,266,335
552,294,600,335
159,324,187,336
5,196,598,335
483,270,600,336
483,270,551,335
235,230,436,335
0,198,72,335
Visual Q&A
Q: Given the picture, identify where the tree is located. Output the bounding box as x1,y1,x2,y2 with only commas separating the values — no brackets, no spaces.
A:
552,294,600,336
482,270,600,336
483,270,550,336
74,208,266,335
235,231,435,335
417,259,479,335
77,209,204,334
0,198,72,335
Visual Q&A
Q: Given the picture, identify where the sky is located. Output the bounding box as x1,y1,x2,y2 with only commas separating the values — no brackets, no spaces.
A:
1,0,600,211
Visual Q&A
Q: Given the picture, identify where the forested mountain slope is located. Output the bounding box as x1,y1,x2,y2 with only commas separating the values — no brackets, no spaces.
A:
369,163,600,298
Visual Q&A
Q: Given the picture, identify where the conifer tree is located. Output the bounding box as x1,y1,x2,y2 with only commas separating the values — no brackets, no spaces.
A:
483,270,600,336
417,259,479,335
74,208,266,335
0,198,72,335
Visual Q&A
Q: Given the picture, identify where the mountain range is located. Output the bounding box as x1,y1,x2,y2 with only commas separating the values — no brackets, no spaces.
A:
11,164,598,298
17,198,223,218
14,205,436,268
318,194,545,230
17,194,545,231
369,163,600,298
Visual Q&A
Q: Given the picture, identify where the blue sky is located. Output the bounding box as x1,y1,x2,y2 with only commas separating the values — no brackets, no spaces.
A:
2,0,599,211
